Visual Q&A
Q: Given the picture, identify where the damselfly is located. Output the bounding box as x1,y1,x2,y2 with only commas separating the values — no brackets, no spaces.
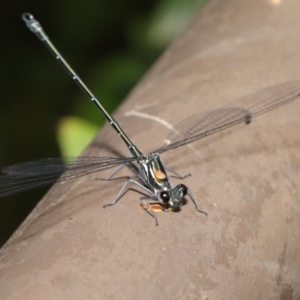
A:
0,13,299,225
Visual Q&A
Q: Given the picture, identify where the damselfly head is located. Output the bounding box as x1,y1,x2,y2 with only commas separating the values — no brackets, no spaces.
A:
159,184,187,209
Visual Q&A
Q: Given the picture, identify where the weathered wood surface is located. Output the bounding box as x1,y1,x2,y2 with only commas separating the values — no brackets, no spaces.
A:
1,0,300,299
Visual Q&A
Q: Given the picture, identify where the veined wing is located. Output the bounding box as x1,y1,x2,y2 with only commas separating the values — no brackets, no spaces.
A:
155,81,300,154
0,156,136,197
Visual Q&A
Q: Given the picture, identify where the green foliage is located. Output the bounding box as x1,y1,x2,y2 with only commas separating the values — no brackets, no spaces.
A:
57,116,99,157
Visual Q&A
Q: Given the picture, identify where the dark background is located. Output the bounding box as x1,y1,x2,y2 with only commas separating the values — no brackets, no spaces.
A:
0,0,206,246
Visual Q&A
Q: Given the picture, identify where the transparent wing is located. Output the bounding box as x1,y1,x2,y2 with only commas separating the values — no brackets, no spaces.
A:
155,81,300,154
0,156,136,197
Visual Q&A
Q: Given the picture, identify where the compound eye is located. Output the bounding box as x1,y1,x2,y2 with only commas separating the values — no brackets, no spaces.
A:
160,191,170,203
180,184,187,196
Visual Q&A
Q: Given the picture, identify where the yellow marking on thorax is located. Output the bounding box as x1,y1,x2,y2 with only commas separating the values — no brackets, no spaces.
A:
153,169,166,180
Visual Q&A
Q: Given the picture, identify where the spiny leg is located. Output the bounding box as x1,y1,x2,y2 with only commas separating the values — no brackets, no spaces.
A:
96,163,146,184
103,177,155,208
186,187,208,216
165,166,191,179
140,196,165,211
140,197,159,226
96,164,128,181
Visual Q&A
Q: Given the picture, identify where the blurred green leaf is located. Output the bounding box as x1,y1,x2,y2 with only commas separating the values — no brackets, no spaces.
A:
57,116,99,156
128,0,208,53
